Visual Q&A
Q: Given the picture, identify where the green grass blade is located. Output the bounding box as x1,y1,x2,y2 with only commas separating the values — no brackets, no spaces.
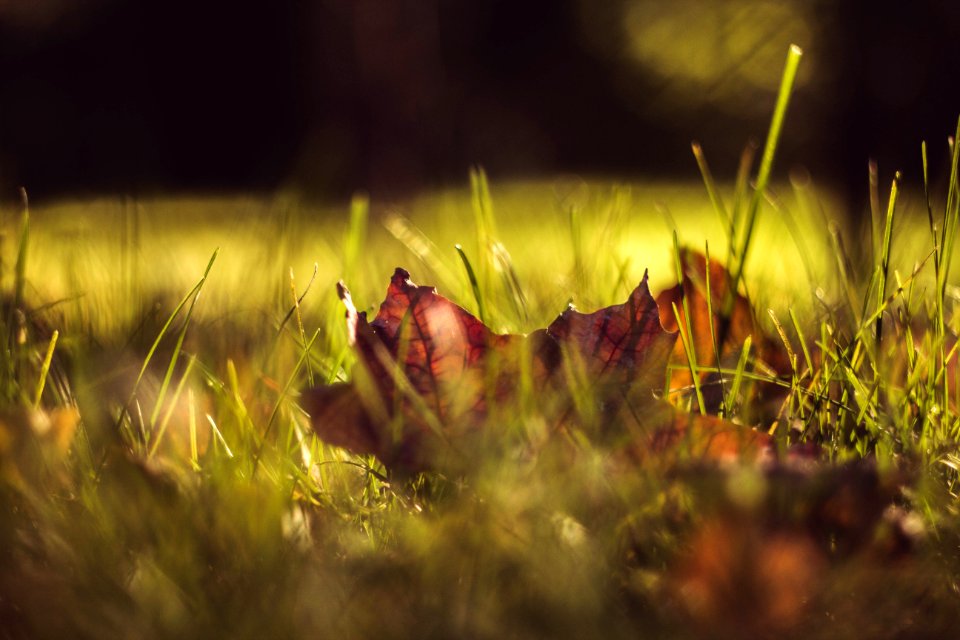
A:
148,354,198,457
673,232,706,414
788,308,813,375
149,248,219,426
343,193,369,285
492,242,529,326
729,141,758,259
289,266,315,387
206,414,234,458
702,244,729,415
117,262,209,430
728,335,753,412
939,117,960,297
692,142,731,233
32,329,59,409
876,172,900,346
470,166,497,287
277,262,318,337
253,328,322,476
731,44,803,305
455,244,487,323
767,309,797,374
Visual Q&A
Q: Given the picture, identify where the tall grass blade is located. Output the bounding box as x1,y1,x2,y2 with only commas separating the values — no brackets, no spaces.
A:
692,142,731,232
789,308,813,375
673,232,706,414
767,309,797,374
32,329,59,409
703,244,729,415
939,118,960,300
730,45,803,306
253,328,322,476
470,166,497,288
455,244,487,323
492,242,529,326
277,262,318,336
729,335,753,412
343,193,369,285
288,267,315,386
149,248,219,426
148,354,197,457
876,172,900,346
729,141,758,259
206,414,234,458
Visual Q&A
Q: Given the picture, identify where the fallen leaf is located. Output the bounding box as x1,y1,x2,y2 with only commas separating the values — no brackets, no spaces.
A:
664,458,917,637
320,268,534,468
657,249,790,413
305,267,772,471
546,270,677,399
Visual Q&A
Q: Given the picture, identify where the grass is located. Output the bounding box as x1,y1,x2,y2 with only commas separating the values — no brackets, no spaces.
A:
3,48,960,638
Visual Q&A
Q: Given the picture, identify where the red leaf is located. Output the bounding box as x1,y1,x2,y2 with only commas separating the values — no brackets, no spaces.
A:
305,267,771,471
547,271,677,396
348,268,527,420
309,269,530,469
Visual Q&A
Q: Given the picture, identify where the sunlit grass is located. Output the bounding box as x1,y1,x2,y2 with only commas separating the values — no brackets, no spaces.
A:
4,45,960,638
18,178,841,333
2,168,958,637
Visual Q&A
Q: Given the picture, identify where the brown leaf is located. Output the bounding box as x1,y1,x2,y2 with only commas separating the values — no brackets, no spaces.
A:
665,459,917,636
671,517,825,634
547,270,677,397
306,267,770,471
617,399,773,465
309,268,532,469
302,382,380,458
657,249,790,413
368,269,540,421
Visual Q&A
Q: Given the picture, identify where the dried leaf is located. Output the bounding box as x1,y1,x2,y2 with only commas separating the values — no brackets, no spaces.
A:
306,267,771,471
310,268,532,469
614,398,772,465
547,270,677,398
666,459,917,636
657,249,790,412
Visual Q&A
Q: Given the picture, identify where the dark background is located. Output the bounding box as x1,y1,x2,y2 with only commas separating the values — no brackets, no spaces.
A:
1,0,959,212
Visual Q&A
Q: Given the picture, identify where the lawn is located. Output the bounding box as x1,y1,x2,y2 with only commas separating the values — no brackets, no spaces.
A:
3,49,960,639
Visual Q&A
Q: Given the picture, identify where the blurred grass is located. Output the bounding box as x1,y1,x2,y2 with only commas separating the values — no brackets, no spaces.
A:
17,179,844,332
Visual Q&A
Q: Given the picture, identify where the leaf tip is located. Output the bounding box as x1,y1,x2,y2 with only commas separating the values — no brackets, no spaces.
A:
336,280,351,302
337,280,359,344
